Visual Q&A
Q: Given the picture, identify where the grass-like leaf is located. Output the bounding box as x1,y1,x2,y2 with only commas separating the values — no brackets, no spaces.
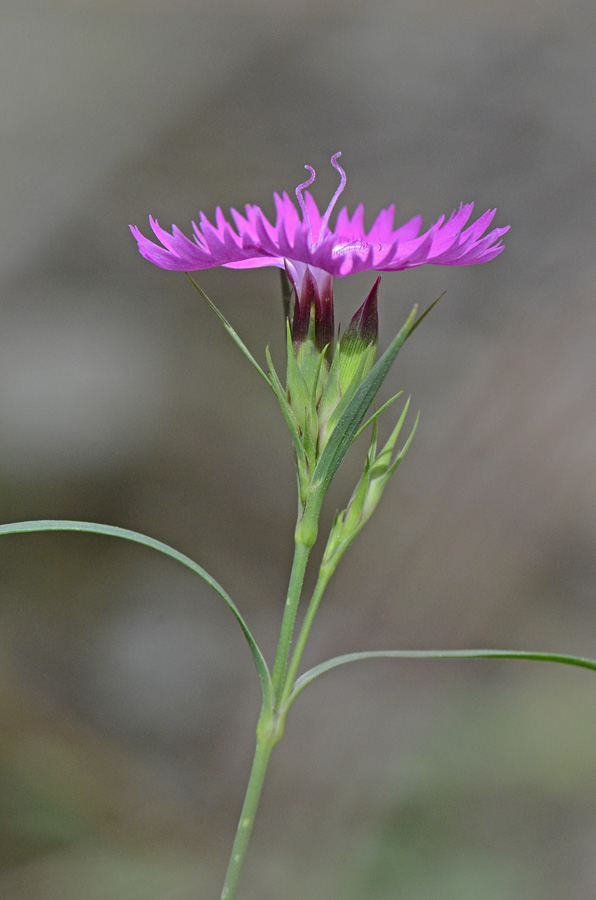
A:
0,519,273,710
306,306,418,514
186,274,272,389
285,648,596,711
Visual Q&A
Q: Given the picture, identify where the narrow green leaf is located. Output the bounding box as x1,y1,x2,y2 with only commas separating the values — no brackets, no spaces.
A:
307,306,418,512
186,275,272,389
266,346,307,472
390,410,419,469
408,292,445,338
353,392,404,441
0,520,273,710
369,397,411,478
284,648,596,710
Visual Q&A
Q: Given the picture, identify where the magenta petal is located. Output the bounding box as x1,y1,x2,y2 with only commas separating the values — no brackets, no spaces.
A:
131,164,508,279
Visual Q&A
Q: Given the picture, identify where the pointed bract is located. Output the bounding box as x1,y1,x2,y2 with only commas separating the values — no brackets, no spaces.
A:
337,277,380,395
344,276,380,346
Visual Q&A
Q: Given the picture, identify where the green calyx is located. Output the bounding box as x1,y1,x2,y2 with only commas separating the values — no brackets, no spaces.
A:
282,323,376,505
266,280,423,529
279,277,383,505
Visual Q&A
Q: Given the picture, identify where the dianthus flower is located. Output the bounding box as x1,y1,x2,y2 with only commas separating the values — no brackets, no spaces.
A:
131,152,507,285
131,153,508,355
131,155,509,517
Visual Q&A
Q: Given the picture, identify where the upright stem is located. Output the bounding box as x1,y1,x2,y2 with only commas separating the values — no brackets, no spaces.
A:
280,561,334,708
271,531,313,702
220,728,276,900
221,501,322,899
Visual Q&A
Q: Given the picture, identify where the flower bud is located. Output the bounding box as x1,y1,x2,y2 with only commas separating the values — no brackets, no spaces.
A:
337,276,380,394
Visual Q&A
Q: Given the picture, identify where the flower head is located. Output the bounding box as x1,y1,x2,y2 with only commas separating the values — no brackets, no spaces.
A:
130,153,509,291
131,157,509,500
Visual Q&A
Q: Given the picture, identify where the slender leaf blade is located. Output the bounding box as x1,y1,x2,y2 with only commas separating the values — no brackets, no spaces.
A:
353,391,404,441
0,519,273,709
285,648,596,710
308,306,418,505
186,275,272,389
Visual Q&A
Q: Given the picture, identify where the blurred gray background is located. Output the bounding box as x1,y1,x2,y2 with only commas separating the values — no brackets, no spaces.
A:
1,0,596,898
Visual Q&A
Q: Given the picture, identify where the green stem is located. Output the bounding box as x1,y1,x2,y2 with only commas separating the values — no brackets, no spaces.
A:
280,561,334,709
271,531,313,702
220,728,276,900
221,495,323,896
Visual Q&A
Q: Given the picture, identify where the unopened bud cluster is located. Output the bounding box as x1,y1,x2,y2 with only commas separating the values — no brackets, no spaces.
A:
321,400,418,575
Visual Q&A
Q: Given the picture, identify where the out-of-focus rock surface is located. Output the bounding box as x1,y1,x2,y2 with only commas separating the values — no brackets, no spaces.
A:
1,0,596,898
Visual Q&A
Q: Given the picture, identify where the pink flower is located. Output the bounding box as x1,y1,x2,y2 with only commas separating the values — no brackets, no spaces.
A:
130,153,509,294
